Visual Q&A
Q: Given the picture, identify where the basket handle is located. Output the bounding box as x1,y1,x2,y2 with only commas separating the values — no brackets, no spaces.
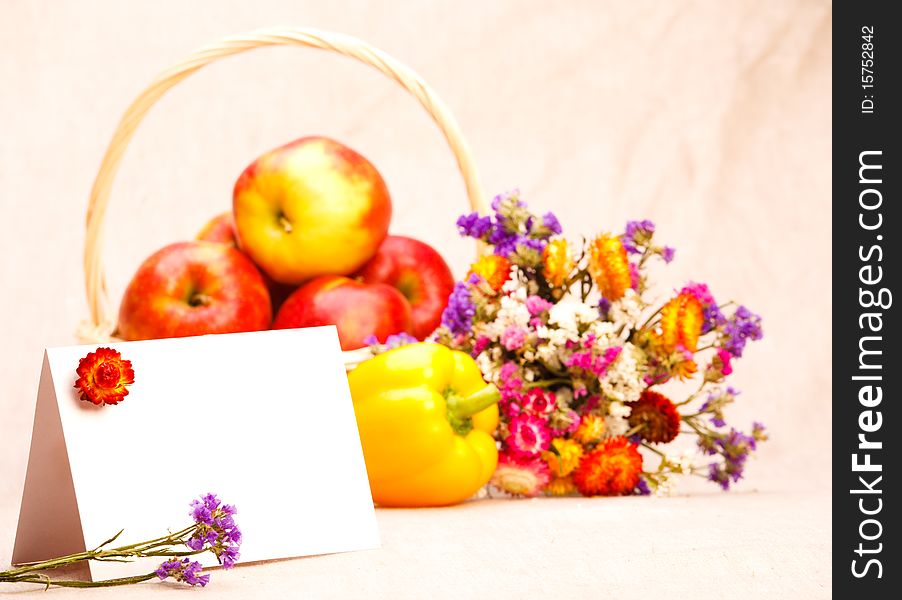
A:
81,26,487,340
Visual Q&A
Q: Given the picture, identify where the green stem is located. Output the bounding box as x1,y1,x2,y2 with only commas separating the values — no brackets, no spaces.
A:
1,525,196,577
524,378,570,389
3,573,158,588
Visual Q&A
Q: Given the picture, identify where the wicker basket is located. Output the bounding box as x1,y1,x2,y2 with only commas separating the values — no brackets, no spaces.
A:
76,27,487,368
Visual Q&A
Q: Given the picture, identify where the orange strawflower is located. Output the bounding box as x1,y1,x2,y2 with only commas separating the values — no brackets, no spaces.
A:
572,414,606,444
572,436,643,496
588,234,631,300
671,355,698,380
659,292,703,352
542,239,574,287
469,255,511,292
74,347,135,406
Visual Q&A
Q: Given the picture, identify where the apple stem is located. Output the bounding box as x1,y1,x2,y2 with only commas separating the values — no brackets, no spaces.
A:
188,293,212,307
278,215,293,234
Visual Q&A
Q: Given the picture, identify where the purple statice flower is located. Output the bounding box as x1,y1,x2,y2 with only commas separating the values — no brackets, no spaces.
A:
187,494,241,570
364,332,418,349
441,280,476,335
661,245,676,263
722,305,763,357
156,559,210,587
704,427,759,490
634,478,652,496
491,189,524,212
488,227,521,257
517,236,548,255
699,386,740,427
456,212,493,238
598,297,612,319
623,219,656,254
702,303,726,334
542,212,562,235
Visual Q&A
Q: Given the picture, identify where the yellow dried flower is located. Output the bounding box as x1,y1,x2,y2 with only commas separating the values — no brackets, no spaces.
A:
573,414,606,444
588,234,631,300
542,437,584,477
469,255,511,292
545,476,578,496
659,293,704,352
542,239,574,287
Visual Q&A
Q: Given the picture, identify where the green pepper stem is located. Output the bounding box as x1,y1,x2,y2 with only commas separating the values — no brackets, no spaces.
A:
446,384,501,421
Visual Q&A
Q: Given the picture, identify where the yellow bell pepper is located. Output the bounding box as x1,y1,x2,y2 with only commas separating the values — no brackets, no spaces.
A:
347,343,500,507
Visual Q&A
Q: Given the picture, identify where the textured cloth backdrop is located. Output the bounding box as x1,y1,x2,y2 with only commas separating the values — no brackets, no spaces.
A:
0,1,831,597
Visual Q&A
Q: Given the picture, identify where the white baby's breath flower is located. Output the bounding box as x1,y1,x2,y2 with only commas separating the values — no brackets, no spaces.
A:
604,414,630,437
498,294,530,328
536,343,563,371
475,351,495,381
548,299,581,333
655,474,676,496
608,401,632,419
501,267,523,294
667,451,695,475
608,289,644,327
599,342,644,403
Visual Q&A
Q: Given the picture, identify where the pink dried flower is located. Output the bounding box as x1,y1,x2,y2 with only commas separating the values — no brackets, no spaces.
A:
506,413,552,457
526,295,553,316
499,362,523,399
473,336,491,355
549,409,581,437
520,388,556,415
717,348,733,375
629,263,640,290
501,326,527,351
491,453,551,497
565,346,622,377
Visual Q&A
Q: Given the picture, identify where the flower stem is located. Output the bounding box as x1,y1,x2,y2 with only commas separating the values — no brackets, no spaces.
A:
2,573,158,588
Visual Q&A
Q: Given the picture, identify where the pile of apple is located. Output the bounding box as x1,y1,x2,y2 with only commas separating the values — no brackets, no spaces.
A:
117,136,455,350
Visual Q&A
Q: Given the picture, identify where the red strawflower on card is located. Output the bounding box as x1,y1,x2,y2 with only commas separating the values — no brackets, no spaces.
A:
74,347,135,406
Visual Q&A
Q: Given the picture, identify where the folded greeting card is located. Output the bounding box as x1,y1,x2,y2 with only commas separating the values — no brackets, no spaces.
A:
12,327,379,581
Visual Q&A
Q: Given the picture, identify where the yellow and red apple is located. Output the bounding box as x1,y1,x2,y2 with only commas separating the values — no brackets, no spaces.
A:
273,275,412,351
233,137,391,285
356,235,455,339
196,212,295,313
118,241,272,340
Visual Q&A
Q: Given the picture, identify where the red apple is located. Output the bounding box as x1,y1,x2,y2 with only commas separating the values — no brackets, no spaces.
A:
233,136,392,285
356,235,455,339
273,275,412,351
196,212,238,246
118,241,272,341
196,212,296,313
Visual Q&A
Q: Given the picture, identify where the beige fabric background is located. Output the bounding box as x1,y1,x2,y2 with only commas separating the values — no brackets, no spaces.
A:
0,0,831,597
